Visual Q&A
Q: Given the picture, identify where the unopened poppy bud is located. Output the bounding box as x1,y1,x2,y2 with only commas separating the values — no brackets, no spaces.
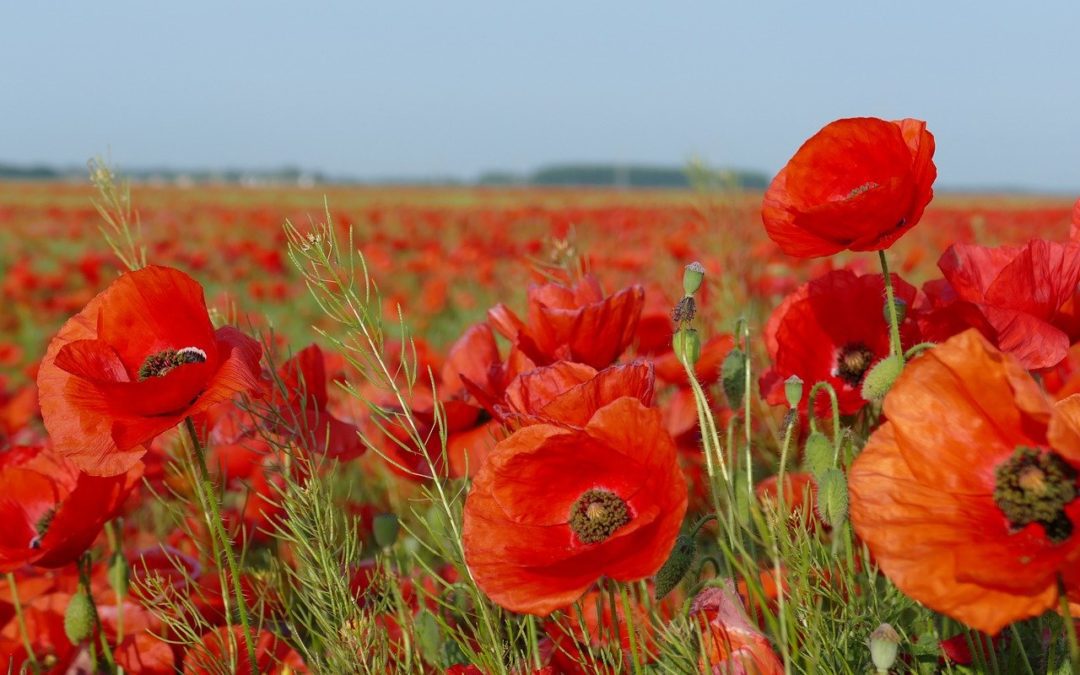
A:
373,513,400,549
673,328,701,366
803,431,833,479
683,261,706,295
413,609,442,657
861,355,904,401
64,588,96,644
108,552,129,597
721,347,746,409
655,534,696,600
815,468,848,527
883,297,908,325
784,375,804,409
869,623,901,673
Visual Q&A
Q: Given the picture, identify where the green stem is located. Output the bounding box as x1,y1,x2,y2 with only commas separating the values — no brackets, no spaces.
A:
184,417,258,675
877,250,904,363
6,572,39,671
1060,575,1080,671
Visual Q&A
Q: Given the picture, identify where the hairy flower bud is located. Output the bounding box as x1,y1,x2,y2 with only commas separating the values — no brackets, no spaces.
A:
655,534,696,600
64,589,96,644
861,355,904,401
721,347,746,409
373,513,401,549
816,468,849,527
803,431,834,479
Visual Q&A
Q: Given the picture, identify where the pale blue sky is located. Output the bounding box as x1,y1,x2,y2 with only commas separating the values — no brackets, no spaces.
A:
3,2,1078,191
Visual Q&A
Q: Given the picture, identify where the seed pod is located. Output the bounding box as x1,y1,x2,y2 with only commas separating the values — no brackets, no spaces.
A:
64,589,96,644
654,534,696,600
672,328,701,367
869,623,901,673
683,261,706,295
861,355,904,401
784,375,804,409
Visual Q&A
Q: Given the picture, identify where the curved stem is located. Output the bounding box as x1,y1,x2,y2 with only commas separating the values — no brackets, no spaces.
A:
184,418,258,674
6,572,39,671
877,250,904,363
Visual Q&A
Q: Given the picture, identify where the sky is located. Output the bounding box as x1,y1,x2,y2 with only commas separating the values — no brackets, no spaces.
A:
3,2,1079,192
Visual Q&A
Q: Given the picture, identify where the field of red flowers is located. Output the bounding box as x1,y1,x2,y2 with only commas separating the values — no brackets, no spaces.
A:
2,120,1080,674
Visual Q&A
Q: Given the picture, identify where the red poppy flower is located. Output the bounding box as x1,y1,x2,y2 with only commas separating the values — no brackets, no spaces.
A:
763,117,936,258
462,397,687,616
760,269,919,415
849,330,1080,634
917,240,1080,369
691,580,784,674
497,360,655,427
0,446,141,572
37,265,265,476
272,343,364,460
488,275,644,369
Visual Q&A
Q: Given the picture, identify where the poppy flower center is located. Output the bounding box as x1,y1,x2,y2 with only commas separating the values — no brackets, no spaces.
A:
30,507,56,549
845,182,879,200
836,343,875,386
993,447,1077,544
569,489,631,545
138,346,208,380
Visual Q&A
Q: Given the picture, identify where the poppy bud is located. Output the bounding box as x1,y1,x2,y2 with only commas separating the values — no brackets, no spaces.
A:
108,552,129,597
673,328,701,366
655,534,697,600
816,468,848,527
64,589,96,644
884,297,908,325
721,347,746,409
413,609,442,658
869,623,901,673
373,513,400,549
803,431,833,479
861,355,904,401
784,375,804,409
683,261,706,295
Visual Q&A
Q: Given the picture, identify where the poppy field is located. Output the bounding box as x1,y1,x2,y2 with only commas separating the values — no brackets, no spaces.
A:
2,121,1080,674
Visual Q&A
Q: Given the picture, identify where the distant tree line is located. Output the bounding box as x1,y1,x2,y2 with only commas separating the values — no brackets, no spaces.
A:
0,162,769,189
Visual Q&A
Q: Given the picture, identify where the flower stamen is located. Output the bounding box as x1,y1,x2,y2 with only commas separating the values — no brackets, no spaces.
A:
994,447,1077,544
138,346,208,380
569,489,631,545
836,342,875,387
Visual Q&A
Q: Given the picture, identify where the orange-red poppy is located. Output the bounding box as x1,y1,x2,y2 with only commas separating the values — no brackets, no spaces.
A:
37,266,264,476
272,343,364,460
918,240,1080,369
497,360,655,428
488,275,644,369
691,580,784,674
849,330,1080,634
462,397,687,616
763,117,936,258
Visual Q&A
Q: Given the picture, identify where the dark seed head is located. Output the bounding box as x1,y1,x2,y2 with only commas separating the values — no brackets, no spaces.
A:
994,447,1077,544
138,346,207,380
569,489,631,545
836,343,875,387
